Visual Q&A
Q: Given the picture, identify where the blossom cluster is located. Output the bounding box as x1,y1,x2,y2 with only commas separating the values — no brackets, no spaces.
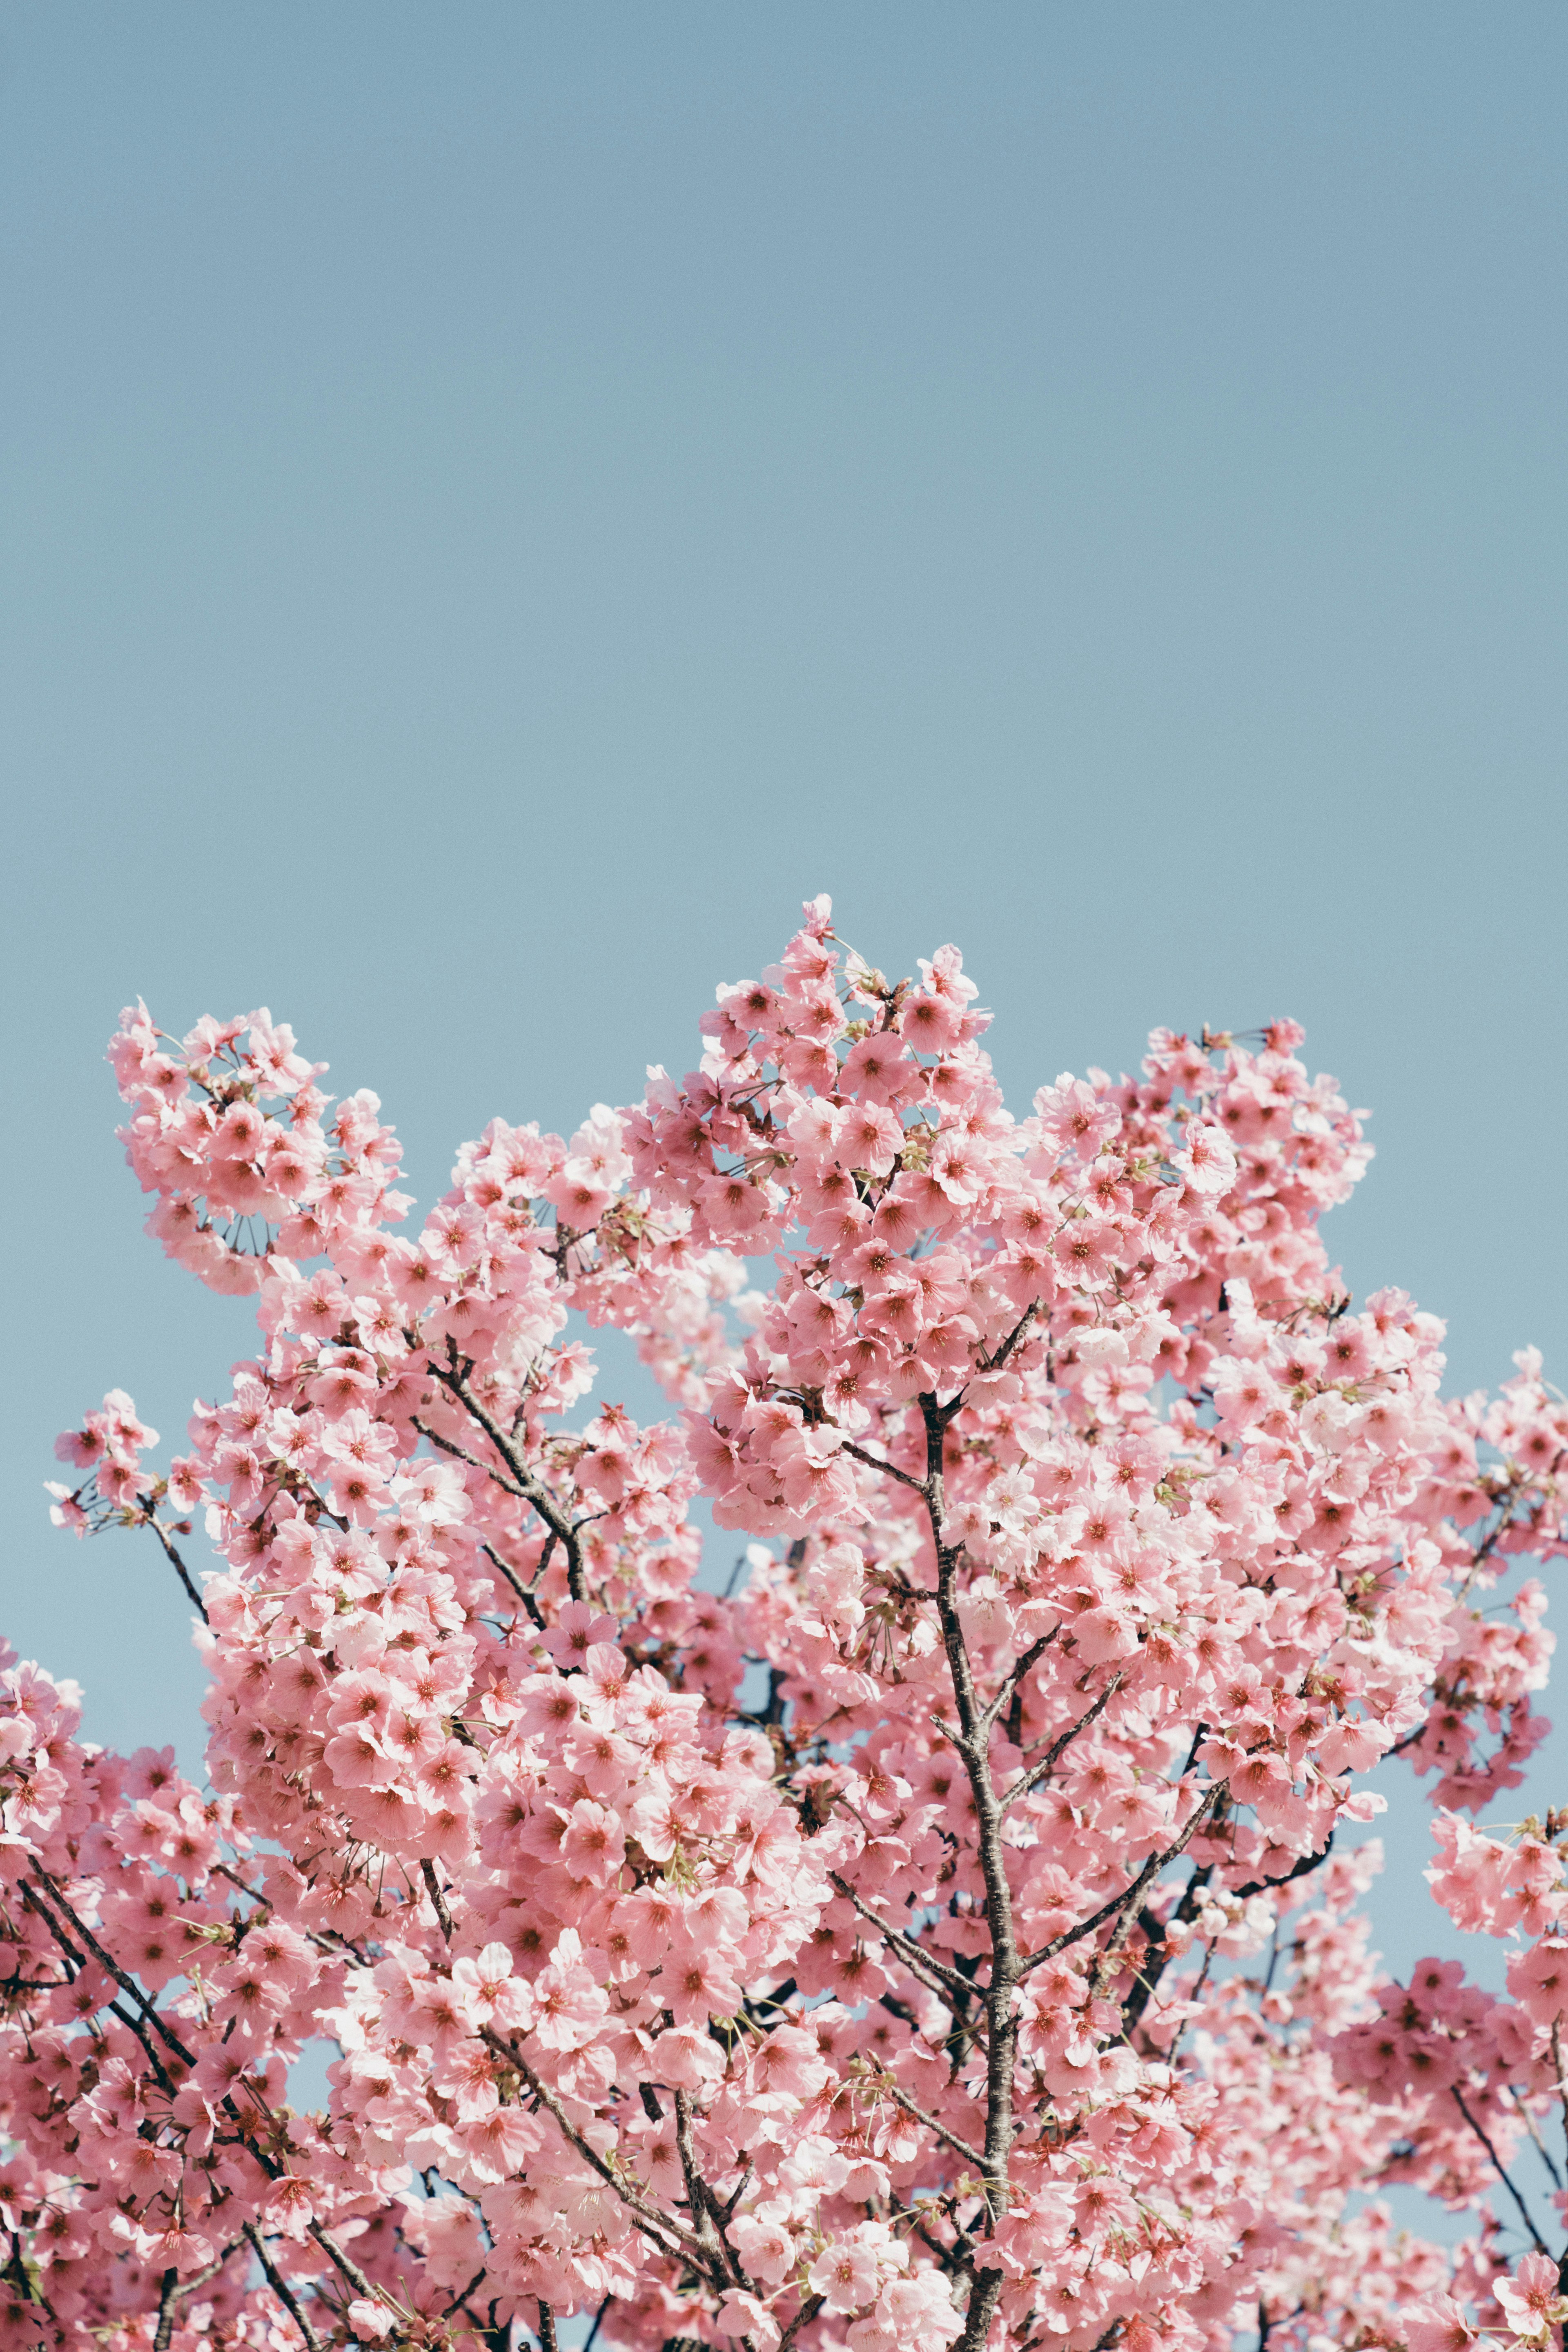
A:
9,898,1568,2352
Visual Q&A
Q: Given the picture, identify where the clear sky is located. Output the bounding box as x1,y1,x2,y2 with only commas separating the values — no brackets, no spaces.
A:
2,2,1566,2011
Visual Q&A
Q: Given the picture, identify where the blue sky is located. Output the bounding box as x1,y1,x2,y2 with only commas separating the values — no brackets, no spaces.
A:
2,3,1565,2014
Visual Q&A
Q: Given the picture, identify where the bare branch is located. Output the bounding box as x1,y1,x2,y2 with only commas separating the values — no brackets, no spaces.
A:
673,2086,749,2287
306,2220,376,2302
152,2267,178,2352
1451,2085,1551,2255
777,2294,826,2352
442,2267,490,2321
24,1869,195,2067
480,1539,546,1630
143,1510,209,1623
978,1624,1060,1735
977,1301,1038,1376
422,1859,454,1943
912,1390,1021,2352
480,2028,709,2272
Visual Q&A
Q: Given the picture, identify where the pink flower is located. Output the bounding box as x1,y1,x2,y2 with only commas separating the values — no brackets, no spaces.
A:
809,2235,883,2314
559,1797,626,1884
718,2290,781,2348
1496,2254,1568,2343
528,1933,608,2050
1404,2296,1483,2351
26,918,1568,2352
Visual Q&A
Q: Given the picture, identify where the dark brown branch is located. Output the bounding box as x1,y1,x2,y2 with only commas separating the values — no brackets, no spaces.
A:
1119,1869,1212,2038
777,2294,826,2352
24,1870,195,2067
306,2220,375,2302
1451,2085,1551,2254
143,1510,209,1622
243,2223,323,2352
1019,1783,1223,1977
479,1539,546,1630
877,2077,986,2172
480,2028,708,2271
977,1301,1038,1376
979,1624,1060,1735
840,1440,927,1494
1232,1831,1335,1905
443,2267,490,2321
1000,1674,1123,1812
24,1870,371,2324
913,1390,1014,2352
424,1361,590,1603
673,2086,748,2287
152,2267,179,2351
827,1874,974,2005
422,1859,454,1943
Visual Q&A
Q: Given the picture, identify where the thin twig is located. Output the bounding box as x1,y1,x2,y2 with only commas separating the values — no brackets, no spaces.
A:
479,1540,546,1629
1451,2085,1551,2254
1508,2085,1564,2192
827,1873,975,2005
24,1870,195,2066
875,2077,987,2172
1018,1784,1223,1977
479,2028,709,2272
424,1359,590,1603
1000,1674,1123,1812
442,2267,489,2320
978,1624,1060,1735
143,1511,209,1622
840,1441,928,1494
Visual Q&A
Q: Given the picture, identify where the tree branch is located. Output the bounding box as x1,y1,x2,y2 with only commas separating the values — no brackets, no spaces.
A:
152,2266,179,2351
480,2028,709,2272
1018,1783,1223,1977
673,2086,748,2287
425,1359,590,1603
999,1674,1123,1812
777,2294,826,2352
914,1390,1016,2352
479,1539,546,1630
20,1870,375,2327
142,1508,208,1623
874,2076,987,2173
840,1441,927,1494
24,1869,195,2067
243,2223,323,2352
977,1302,1038,1376
827,1874,976,2005
1451,2085,1551,2254
979,1624,1060,1736
422,1858,454,1943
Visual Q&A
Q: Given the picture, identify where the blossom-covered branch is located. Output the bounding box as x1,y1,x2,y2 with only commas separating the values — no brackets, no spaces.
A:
8,905,1565,2352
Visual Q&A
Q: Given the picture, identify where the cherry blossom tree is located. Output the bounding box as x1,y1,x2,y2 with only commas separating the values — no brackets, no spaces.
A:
9,895,1568,2352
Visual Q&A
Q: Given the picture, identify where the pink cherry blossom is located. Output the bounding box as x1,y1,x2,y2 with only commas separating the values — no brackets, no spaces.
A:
11,913,1568,2352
